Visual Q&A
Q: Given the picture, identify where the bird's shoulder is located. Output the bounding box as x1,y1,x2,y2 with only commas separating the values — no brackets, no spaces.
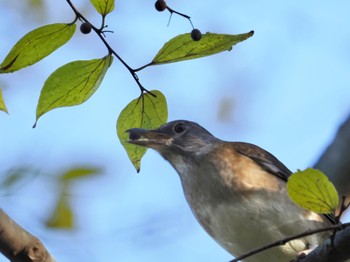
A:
220,141,292,182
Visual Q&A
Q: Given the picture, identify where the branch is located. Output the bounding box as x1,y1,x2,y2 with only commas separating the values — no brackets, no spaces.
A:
229,223,350,262
314,113,350,197
166,6,194,28
65,0,155,96
0,209,55,262
298,224,350,262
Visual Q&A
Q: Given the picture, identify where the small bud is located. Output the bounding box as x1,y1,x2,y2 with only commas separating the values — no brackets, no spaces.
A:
80,23,92,34
191,29,202,41
155,0,167,12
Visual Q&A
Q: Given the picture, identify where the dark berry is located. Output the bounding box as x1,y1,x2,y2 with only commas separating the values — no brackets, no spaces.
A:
155,0,167,12
80,23,92,34
191,29,202,41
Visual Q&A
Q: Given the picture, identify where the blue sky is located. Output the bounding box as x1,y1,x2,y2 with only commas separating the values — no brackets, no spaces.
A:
1,1,350,261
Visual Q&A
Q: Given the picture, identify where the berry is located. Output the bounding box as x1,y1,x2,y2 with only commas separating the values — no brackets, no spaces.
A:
155,0,167,12
80,23,92,34
191,29,202,41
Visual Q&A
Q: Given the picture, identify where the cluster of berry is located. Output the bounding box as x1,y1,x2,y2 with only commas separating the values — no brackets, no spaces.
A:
154,0,202,41
79,1,203,42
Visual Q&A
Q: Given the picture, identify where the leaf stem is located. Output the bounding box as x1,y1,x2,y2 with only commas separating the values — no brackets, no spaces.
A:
133,62,154,72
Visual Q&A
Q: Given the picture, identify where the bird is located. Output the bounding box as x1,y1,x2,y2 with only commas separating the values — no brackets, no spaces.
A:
126,120,334,262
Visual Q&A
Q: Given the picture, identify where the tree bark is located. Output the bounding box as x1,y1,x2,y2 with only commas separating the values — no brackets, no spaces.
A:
314,113,350,197
0,209,55,262
300,225,350,262
302,112,350,261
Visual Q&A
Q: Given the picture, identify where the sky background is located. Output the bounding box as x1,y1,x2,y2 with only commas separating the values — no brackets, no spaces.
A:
1,0,350,261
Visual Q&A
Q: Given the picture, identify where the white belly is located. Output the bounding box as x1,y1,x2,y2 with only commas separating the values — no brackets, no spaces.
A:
188,189,329,262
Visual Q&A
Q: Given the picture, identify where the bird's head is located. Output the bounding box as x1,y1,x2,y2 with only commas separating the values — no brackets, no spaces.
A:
126,120,218,160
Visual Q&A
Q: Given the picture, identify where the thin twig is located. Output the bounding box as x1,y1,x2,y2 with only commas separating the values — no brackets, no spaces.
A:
337,196,350,221
133,62,154,72
65,0,155,96
329,196,348,248
166,6,194,28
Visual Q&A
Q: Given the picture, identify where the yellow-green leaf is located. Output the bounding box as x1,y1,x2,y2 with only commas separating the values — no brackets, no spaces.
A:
0,23,76,73
1,167,32,189
287,168,339,214
34,55,113,126
151,31,254,65
46,194,73,229
29,0,44,9
0,89,8,113
117,90,168,172
90,0,115,16
61,167,102,181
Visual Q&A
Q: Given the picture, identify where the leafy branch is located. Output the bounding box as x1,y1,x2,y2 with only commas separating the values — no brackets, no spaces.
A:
0,0,253,169
66,0,153,96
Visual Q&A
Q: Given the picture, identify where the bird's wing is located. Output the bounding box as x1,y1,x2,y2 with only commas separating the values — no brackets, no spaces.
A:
233,142,292,182
233,142,337,224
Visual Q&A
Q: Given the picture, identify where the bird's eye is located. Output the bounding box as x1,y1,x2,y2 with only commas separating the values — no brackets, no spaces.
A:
173,123,185,134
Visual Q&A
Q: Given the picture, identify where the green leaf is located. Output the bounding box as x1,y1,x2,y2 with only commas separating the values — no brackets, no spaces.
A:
1,171,25,189
117,90,168,172
0,89,8,113
287,168,339,214
151,31,254,65
61,167,102,181
29,0,44,9
90,0,115,16
0,23,76,73
34,55,113,126
46,194,73,229
1,167,32,189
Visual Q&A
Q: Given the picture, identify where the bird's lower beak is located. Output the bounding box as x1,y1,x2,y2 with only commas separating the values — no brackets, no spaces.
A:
126,128,171,147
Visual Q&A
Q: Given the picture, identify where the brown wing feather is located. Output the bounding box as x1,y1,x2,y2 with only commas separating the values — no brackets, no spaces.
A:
232,142,292,182
232,142,336,224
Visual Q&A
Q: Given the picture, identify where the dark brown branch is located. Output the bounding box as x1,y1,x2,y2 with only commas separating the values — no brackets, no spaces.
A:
66,0,155,96
297,223,350,262
0,209,55,262
314,113,350,197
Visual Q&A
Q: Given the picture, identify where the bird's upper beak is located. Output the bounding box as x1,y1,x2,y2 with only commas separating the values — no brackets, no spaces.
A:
126,128,172,147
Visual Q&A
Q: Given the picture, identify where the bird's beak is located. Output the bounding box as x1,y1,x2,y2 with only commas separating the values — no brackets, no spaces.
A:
126,128,172,147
